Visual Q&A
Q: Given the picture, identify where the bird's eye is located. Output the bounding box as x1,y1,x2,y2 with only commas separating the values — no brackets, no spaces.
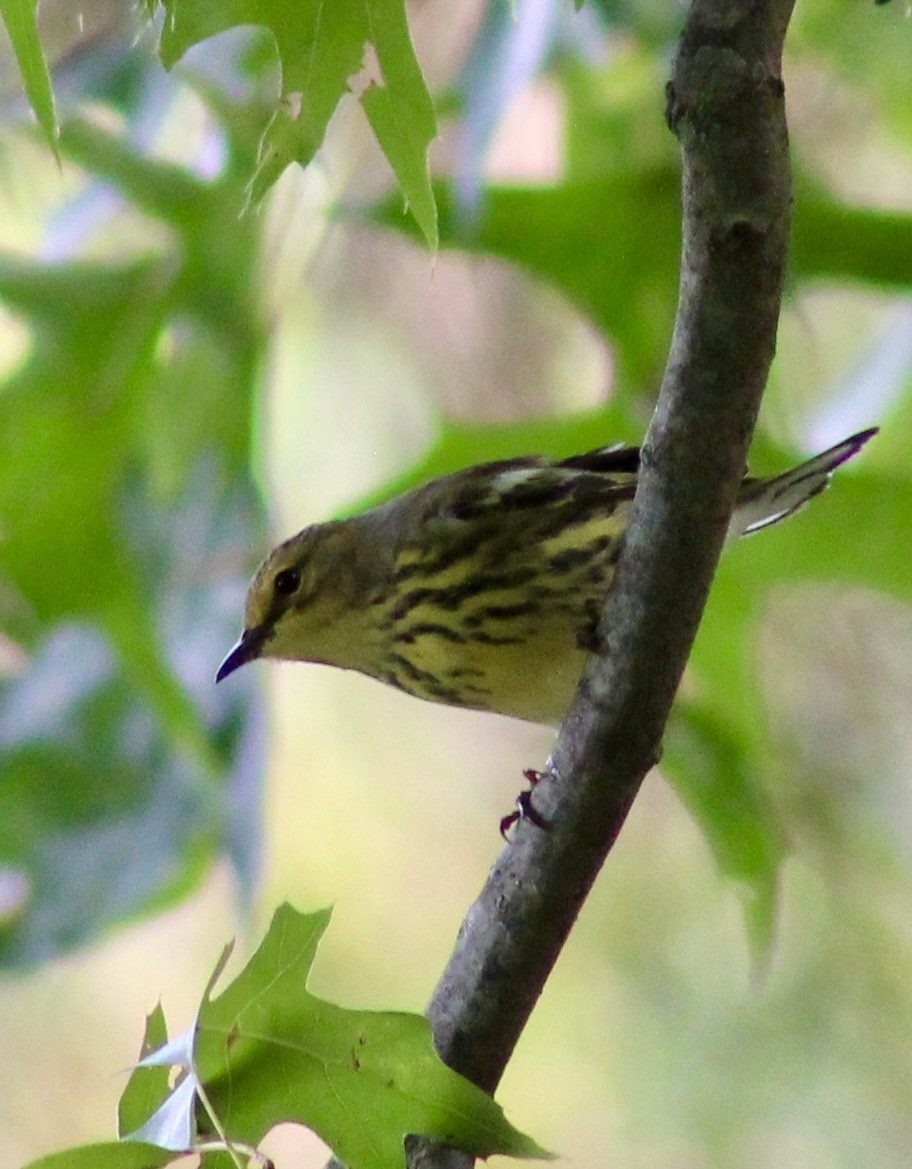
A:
273,567,301,597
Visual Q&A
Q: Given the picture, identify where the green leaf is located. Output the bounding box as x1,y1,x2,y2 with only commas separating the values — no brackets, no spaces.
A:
25,910,548,1167
122,946,236,1151
664,703,786,965
359,0,438,248
124,1078,199,1153
154,0,438,246
0,0,58,155
186,904,551,1169
0,256,169,630
793,183,912,289
118,1005,174,1140
22,1144,175,1169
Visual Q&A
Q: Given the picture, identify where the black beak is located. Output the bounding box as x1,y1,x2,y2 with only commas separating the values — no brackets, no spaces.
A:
216,626,268,683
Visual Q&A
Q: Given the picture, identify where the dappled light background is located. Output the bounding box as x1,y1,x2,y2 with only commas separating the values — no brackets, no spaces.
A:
1,2,912,1169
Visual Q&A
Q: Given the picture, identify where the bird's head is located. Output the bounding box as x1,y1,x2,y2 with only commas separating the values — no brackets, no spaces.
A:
216,522,371,683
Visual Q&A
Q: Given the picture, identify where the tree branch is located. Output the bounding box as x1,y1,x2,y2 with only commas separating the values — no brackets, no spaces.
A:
415,0,796,1159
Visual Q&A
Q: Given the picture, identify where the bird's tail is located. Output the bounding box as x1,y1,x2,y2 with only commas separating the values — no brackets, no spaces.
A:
730,427,878,540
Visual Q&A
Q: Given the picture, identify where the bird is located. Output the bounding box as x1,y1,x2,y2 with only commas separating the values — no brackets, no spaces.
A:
217,428,877,726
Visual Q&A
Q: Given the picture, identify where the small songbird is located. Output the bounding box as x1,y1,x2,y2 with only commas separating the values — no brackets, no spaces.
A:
217,429,876,725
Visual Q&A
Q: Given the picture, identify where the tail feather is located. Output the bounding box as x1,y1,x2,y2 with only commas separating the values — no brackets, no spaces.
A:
730,427,877,540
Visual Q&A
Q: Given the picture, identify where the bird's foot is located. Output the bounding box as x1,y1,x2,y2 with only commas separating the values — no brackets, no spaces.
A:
500,768,552,839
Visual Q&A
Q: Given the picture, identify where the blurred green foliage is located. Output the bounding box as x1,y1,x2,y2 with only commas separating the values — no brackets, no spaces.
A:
0,0,910,1163
0,87,272,964
0,0,908,966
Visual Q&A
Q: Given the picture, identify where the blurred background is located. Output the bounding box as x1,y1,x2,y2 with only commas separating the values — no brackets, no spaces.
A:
0,1,911,1167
